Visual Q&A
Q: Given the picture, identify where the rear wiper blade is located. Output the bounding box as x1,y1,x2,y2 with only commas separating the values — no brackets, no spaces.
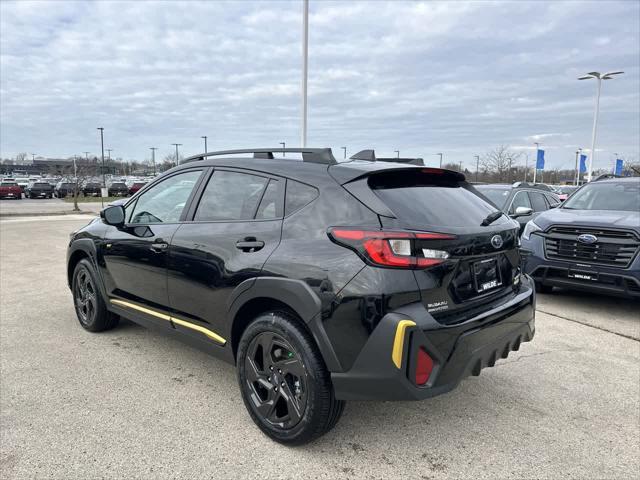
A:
481,210,505,226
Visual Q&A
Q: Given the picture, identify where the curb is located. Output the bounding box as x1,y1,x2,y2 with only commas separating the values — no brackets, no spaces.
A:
0,210,96,218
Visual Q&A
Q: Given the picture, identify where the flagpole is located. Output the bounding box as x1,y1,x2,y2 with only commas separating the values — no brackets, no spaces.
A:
533,142,539,183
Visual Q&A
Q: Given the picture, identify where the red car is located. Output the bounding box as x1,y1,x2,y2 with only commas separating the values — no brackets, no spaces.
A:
0,181,22,199
128,182,146,196
557,185,578,202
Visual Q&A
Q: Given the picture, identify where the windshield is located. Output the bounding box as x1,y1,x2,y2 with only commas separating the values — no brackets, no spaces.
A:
474,187,510,208
563,182,640,212
559,186,577,194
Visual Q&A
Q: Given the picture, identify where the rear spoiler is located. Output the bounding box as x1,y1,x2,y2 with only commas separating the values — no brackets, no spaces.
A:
336,167,467,218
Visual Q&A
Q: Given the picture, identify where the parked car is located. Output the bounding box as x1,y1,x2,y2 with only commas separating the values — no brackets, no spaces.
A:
128,182,146,196
82,182,102,197
14,177,29,193
521,176,640,298
107,182,129,197
55,182,77,198
0,181,22,199
474,182,561,235
25,181,54,198
556,185,579,202
67,147,535,444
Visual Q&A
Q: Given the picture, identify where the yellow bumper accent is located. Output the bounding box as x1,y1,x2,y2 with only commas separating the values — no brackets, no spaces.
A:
391,320,416,369
109,299,226,346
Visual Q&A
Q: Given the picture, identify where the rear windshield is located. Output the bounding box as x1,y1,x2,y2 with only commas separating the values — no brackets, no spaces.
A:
369,172,508,228
34,183,52,187
1,182,17,186
111,183,127,187
562,182,640,212
474,186,510,208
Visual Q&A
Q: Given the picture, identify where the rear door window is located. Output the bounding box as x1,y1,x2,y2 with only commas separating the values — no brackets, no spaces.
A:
369,171,505,228
255,179,284,220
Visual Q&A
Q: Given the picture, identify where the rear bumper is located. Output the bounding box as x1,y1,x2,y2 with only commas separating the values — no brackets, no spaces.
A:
331,276,535,401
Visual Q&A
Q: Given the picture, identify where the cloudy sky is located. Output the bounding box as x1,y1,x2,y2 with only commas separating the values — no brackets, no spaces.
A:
1,0,638,171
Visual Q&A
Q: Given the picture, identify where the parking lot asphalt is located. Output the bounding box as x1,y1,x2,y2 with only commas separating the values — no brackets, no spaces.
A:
1,216,639,479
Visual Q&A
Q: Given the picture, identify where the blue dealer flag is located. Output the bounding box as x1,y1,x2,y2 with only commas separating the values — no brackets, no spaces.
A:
536,149,545,170
579,154,587,173
615,159,623,176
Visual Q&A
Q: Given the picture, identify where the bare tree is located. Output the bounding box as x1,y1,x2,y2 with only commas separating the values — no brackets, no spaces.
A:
53,158,99,211
15,152,28,164
480,145,523,183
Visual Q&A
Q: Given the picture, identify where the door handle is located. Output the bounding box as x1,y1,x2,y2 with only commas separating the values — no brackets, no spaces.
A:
150,240,169,253
236,238,265,252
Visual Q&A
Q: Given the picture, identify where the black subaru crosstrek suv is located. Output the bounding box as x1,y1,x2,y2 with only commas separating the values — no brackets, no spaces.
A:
66,148,536,444
521,176,640,298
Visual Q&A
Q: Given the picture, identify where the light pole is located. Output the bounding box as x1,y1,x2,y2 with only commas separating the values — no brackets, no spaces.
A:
301,0,309,147
83,151,90,162
507,156,512,183
394,150,400,159
150,147,157,175
474,155,480,182
459,161,463,173
435,153,443,168
341,147,346,159
578,71,624,182
201,136,208,154
31,153,35,162
280,142,285,157
97,128,105,207
172,143,182,165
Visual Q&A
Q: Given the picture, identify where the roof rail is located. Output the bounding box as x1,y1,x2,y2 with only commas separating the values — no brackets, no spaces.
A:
182,148,337,165
593,173,622,181
350,149,424,165
512,181,554,192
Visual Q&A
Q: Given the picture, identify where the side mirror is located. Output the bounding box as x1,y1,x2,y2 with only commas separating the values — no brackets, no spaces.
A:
100,205,125,227
511,206,533,218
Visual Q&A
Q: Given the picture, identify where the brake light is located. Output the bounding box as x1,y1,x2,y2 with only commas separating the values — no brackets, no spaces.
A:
415,347,434,385
328,228,455,269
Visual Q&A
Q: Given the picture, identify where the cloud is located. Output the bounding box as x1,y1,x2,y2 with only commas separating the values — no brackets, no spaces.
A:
0,0,638,171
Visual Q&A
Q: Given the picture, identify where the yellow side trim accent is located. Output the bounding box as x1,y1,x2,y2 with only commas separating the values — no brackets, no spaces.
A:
391,320,416,369
109,299,226,346
110,298,171,321
171,317,226,345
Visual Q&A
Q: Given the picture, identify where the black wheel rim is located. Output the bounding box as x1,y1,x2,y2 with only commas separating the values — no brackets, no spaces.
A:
74,268,96,325
244,332,309,429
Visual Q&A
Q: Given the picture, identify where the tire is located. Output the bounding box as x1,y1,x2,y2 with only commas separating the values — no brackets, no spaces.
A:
237,311,345,445
535,281,553,294
72,259,119,332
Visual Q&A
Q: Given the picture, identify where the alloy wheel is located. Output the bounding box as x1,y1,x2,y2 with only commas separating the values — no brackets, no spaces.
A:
74,268,96,325
244,332,309,429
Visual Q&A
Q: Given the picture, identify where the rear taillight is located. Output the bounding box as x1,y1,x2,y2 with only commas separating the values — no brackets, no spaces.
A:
415,347,434,385
328,228,455,269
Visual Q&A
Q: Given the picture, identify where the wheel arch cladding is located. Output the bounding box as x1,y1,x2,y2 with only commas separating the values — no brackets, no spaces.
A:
67,249,90,288
228,277,342,372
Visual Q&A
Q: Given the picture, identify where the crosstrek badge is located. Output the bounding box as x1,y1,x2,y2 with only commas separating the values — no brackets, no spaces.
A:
427,300,449,313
